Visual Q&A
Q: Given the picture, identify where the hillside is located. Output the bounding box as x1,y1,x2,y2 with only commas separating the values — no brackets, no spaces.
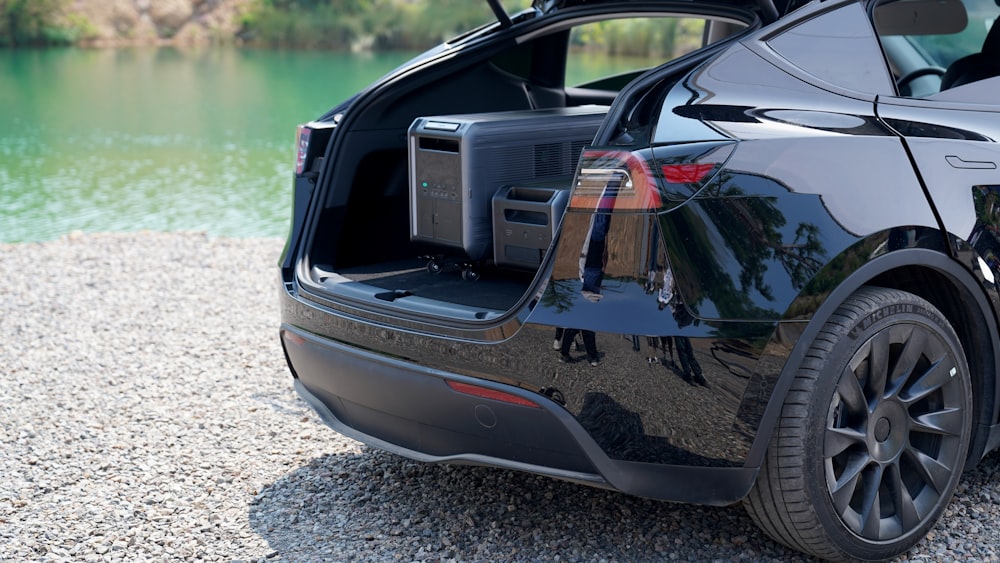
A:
66,0,253,45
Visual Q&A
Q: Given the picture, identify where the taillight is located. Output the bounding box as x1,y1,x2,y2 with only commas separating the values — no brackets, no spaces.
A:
295,124,312,175
571,149,662,212
569,142,736,212
661,163,716,184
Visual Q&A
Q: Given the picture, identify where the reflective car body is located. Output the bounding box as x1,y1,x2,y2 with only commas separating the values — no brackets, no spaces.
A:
278,0,1000,559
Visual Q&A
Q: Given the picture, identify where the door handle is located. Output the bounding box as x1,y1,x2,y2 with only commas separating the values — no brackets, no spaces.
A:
946,155,997,169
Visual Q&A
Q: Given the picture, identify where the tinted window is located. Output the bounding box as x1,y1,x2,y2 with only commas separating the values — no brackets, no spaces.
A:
768,4,894,94
900,0,995,67
874,0,1000,97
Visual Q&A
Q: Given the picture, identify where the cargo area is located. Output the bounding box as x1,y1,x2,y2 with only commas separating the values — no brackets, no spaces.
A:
327,258,536,312
292,12,717,320
302,104,611,318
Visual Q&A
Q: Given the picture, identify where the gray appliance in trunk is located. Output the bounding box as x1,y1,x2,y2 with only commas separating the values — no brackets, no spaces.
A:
408,106,607,275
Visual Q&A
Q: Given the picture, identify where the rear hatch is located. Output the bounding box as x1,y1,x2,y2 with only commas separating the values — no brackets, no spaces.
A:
284,1,764,328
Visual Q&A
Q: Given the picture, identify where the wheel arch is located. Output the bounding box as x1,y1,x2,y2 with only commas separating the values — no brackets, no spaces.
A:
746,246,1000,472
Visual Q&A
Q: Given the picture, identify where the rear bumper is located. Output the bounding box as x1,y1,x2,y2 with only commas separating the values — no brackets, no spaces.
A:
281,323,759,505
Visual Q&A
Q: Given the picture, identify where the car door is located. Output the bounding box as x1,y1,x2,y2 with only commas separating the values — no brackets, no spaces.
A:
872,0,1000,293
877,91,1000,257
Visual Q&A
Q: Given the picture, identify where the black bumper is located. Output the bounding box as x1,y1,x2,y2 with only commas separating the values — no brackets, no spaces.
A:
281,323,759,505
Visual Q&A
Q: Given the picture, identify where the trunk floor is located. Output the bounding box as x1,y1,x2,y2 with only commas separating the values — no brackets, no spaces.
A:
339,258,535,311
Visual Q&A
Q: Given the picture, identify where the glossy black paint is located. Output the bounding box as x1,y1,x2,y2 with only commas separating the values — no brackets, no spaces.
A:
281,272,774,469
280,306,765,504
879,97,1000,269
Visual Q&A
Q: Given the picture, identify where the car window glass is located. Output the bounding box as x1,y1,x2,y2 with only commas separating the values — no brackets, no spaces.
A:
565,17,708,87
767,3,894,95
885,0,992,67
873,0,1000,97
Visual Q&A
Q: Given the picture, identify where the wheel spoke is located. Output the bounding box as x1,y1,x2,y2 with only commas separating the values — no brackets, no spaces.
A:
888,462,922,532
867,330,890,400
837,365,869,414
859,464,884,539
902,356,957,404
830,455,869,515
906,445,953,494
910,407,965,437
825,426,866,458
886,325,924,398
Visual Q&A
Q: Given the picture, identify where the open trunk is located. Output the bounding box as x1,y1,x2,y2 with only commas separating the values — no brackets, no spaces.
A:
303,106,593,322
292,8,753,322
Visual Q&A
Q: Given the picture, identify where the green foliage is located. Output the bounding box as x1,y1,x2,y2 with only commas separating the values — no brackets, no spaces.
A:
240,0,531,50
56,13,98,43
240,0,395,49
1,0,702,53
0,0,75,47
240,0,704,53
572,17,705,59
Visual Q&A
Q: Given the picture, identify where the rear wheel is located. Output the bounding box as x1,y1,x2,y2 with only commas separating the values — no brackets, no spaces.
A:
744,287,972,561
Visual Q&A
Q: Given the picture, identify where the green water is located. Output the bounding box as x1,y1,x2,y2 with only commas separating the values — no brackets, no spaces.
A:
0,46,660,243
0,47,414,243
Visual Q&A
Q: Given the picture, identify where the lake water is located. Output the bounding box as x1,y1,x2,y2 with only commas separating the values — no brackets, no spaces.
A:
0,46,654,243
0,47,414,243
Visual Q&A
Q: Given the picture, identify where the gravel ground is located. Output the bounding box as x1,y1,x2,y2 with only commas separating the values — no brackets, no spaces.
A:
3,231,1000,562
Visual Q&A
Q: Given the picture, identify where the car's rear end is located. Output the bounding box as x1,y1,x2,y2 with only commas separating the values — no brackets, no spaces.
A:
274,0,1000,559
278,0,779,504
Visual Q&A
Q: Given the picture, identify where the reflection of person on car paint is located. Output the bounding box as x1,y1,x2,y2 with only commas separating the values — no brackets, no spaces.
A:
655,266,673,310
559,211,610,366
664,278,706,387
580,211,609,302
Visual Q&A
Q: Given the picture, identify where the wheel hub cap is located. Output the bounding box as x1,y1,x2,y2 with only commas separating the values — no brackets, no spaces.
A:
874,417,891,442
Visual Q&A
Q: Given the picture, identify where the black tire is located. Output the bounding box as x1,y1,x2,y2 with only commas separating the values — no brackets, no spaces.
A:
744,287,972,561
427,259,444,275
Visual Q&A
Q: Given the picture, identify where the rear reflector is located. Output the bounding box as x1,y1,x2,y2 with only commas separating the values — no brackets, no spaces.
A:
446,380,541,408
284,331,306,346
295,125,312,175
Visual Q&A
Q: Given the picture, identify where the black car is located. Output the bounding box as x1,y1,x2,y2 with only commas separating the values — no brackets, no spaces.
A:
278,0,1000,559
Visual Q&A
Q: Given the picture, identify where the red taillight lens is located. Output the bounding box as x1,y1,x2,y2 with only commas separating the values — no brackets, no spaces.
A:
445,380,540,408
569,142,736,212
661,163,716,184
295,125,312,175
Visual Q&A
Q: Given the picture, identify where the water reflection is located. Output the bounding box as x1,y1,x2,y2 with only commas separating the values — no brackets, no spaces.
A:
0,47,414,242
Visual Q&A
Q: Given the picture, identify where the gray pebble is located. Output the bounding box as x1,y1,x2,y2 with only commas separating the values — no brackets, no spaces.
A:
2,232,999,562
